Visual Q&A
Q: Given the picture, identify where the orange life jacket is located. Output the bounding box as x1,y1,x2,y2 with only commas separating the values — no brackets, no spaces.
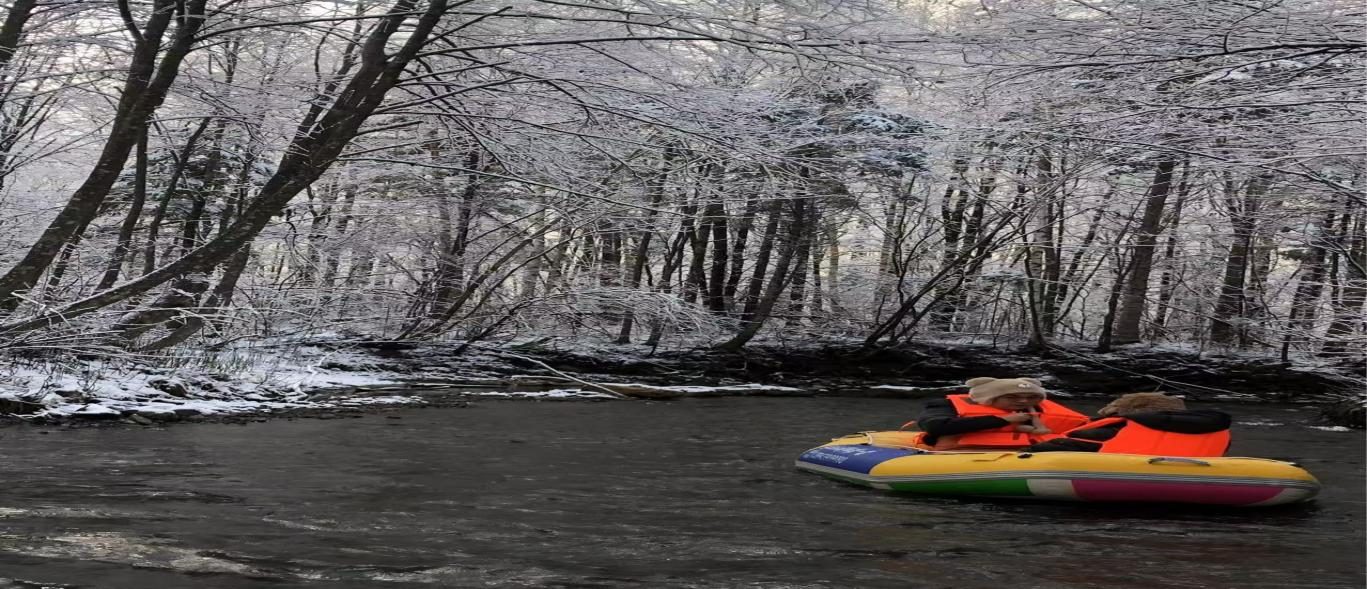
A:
928,394,1090,450
1067,416,1231,457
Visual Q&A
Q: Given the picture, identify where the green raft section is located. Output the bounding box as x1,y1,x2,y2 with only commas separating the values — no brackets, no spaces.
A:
817,471,1034,496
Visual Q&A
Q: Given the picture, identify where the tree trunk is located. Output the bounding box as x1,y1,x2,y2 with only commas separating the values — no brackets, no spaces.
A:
600,222,621,287
864,211,1023,346
426,153,481,310
723,195,757,311
785,217,813,325
0,0,451,337
113,273,211,343
401,222,557,339
738,201,781,322
42,219,91,303
1210,173,1269,346
0,0,43,193
808,227,825,320
97,126,150,290
0,0,209,311
1053,200,1107,335
824,223,843,316
615,157,670,343
929,157,970,330
1281,211,1334,360
174,116,232,261
1151,160,1191,334
521,206,547,299
1321,208,1365,356
683,206,710,305
318,184,359,309
143,118,214,276
719,198,808,350
1110,159,1177,346
205,242,252,312
873,185,908,313
644,209,695,348
1096,252,1136,353
705,200,728,313
1037,154,1064,336
0,0,37,76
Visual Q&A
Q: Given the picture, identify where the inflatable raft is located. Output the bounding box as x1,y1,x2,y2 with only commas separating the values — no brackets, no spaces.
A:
796,431,1320,506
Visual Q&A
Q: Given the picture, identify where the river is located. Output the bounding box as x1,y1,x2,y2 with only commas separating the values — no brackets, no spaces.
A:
0,397,1361,588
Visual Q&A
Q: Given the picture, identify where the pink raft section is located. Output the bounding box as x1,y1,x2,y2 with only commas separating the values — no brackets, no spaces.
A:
1071,480,1284,505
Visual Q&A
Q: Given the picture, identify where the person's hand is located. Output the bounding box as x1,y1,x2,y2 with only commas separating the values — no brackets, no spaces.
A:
1002,412,1034,424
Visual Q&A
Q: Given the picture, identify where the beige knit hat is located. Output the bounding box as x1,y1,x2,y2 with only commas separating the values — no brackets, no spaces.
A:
965,377,1047,404
1097,392,1186,417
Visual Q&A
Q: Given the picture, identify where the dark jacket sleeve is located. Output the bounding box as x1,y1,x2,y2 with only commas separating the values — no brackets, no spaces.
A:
1125,410,1232,434
1066,421,1127,441
915,398,1011,443
1030,411,1233,453
1025,419,1125,452
1027,437,1103,452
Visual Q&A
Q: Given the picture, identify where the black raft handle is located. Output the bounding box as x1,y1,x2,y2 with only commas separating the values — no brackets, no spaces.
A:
1147,456,1212,466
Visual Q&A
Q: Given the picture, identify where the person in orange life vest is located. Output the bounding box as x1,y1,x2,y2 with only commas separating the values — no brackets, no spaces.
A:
1027,392,1232,456
913,377,1090,450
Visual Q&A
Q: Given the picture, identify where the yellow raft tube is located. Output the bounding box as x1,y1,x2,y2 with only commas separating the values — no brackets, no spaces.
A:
796,431,1320,506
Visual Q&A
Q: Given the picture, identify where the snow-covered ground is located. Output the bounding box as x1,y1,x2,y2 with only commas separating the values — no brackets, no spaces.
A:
0,349,428,422
0,340,805,423
0,334,1359,426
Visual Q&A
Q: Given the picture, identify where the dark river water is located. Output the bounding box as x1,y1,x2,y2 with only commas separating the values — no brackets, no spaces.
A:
0,397,1361,588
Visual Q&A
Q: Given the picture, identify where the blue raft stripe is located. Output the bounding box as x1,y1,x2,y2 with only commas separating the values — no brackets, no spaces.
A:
797,445,922,475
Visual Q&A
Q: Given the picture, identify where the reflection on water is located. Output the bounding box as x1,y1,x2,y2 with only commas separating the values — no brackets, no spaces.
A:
0,397,1360,588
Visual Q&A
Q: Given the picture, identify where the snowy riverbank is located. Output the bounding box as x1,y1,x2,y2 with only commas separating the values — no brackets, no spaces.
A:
0,336,1361,427
0,339,807,425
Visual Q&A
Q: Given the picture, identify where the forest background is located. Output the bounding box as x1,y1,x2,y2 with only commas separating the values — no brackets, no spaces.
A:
0,0,1360,408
